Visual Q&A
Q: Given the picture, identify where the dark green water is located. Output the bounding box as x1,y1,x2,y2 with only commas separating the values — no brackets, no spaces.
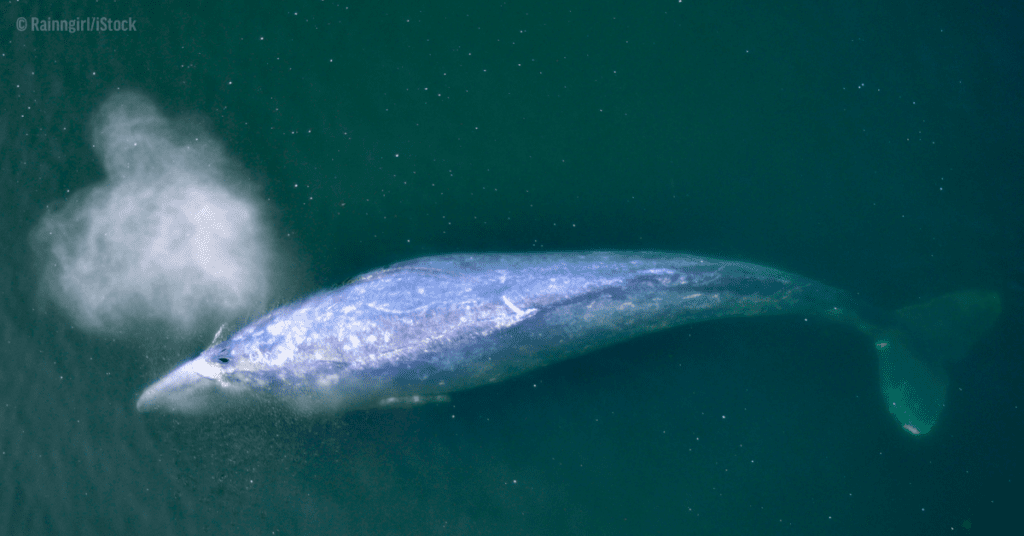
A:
2,1,1021,534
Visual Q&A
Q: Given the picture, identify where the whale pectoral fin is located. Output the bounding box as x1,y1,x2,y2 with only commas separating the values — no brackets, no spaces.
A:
376,394,451,408
877,290,1001,435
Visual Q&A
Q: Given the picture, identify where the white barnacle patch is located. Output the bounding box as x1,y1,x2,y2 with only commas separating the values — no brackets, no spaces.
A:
183,358,227,385
341,305,357,314
417,287,425,294
348,334,361,347
289,324,308,342
316,374,340,388
366,334,377,344
267,321,287,337
641,268,682,286
271,344,296,365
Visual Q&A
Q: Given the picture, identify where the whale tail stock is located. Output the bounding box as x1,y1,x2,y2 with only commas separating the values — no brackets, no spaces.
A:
870,290,1001,435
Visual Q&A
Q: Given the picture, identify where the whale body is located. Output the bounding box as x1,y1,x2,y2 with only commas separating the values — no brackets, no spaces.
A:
136,251,1000,435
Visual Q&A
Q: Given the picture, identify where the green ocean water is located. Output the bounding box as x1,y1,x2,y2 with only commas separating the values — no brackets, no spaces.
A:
2,1,1021,534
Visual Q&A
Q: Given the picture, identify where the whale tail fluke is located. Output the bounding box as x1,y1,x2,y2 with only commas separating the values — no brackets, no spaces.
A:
875,290,1001,435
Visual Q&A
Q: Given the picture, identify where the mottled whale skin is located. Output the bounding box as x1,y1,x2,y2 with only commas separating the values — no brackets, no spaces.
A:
137,251,999,435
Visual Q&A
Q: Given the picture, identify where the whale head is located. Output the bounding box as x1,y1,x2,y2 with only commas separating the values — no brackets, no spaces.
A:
136,343,258,414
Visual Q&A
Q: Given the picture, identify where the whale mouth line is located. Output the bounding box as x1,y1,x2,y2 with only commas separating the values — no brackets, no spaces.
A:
136,366,223,413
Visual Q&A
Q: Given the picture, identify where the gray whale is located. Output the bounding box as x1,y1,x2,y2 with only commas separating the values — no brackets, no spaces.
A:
136,251,1000,435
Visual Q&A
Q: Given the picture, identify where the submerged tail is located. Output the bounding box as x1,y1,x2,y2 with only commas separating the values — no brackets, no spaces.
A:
872,291,1001,435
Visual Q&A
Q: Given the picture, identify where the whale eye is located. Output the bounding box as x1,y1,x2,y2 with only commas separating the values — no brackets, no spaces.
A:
218,357,230,363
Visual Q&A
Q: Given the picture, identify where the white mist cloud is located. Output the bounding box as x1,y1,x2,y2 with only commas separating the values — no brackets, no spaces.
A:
33,92,279,336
